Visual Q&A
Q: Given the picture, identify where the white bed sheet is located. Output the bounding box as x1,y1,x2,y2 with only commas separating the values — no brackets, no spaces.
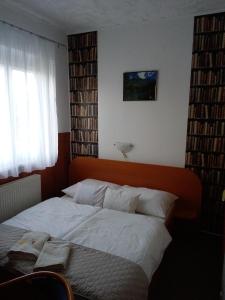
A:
64,208,172,282
3,196,171,282
3,197,100,239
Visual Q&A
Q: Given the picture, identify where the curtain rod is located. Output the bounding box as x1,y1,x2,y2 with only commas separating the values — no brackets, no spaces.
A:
0,19,67,49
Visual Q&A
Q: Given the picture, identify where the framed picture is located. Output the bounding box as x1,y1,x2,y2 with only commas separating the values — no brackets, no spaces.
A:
123,70,158,101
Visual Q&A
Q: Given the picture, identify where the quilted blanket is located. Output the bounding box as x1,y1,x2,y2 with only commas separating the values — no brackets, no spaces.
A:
0,224,148,300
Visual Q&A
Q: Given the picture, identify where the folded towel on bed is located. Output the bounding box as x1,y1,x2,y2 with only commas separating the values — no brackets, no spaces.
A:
8,231,50,261
34,240,71,272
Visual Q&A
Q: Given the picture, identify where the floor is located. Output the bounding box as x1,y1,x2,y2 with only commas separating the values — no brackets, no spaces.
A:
149,230,223,300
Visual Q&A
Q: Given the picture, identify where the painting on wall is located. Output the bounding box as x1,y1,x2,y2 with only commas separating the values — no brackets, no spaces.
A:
123,71,158,101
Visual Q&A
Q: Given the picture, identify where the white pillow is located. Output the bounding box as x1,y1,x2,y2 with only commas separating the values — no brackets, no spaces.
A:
62,182,79,198
103,188,138,213
62,179,120,206
62,178,120,198
122,185,177,218
72,182,105,206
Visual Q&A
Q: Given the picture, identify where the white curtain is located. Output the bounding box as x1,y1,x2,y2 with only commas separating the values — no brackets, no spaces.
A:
0,23,58,178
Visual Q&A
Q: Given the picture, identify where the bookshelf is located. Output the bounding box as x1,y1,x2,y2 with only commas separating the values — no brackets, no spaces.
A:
185,12,225,234
68,31,98,158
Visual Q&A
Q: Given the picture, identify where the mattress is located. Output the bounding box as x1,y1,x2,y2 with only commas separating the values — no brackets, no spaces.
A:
3,197,100,238
0,224,149,300
64,207,171,281
3,196,172,282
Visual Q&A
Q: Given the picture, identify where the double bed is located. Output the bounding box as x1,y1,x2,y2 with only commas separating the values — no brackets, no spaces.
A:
0,157,202,299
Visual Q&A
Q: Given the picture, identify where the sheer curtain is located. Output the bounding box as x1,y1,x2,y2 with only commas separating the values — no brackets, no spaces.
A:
0,23,58,178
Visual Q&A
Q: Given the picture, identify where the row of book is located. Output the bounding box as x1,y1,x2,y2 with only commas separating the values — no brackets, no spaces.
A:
69,62,97,77
202,199,224,215
186,136,225,153
70,77,97,90
192,51,225,68
71,117,97,130
191,69,225,85
201,199,224,234
71,130,98,143
203,185,224,203
70,91,97,103
68,32,98,158
188,104,225,119
188,120,225,136
193,33,225,51
195,15,225,33
187,171,224,208
190,86,225,103
186,152,225,169
68,47,97,63
71,104,98,117
68,32,97,49
190,168,225,186
190,14,225,235
204,184,224,200
71,143,98,156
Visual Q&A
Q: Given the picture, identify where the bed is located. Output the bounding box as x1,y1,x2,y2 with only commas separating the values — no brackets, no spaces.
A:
0,157,202,300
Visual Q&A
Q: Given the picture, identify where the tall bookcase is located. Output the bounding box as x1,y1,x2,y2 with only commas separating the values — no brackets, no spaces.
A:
68,31,98,158
185,12,225,234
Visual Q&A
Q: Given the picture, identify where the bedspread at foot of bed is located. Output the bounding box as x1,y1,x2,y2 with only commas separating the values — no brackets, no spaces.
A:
0,224,148,300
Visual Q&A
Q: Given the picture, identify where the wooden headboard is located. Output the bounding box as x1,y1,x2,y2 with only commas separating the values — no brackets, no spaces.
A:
69,157,202,220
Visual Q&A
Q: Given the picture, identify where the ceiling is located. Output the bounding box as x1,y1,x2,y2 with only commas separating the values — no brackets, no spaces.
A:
2,0,225,33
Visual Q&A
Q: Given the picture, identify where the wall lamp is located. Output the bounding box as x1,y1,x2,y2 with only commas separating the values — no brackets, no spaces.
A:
114,142,134,159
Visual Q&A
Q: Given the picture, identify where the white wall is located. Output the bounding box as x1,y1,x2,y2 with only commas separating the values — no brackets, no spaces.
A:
98,17,194,167
0,3,70,133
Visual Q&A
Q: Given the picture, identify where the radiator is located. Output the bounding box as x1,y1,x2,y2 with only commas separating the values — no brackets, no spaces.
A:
0,175,41,223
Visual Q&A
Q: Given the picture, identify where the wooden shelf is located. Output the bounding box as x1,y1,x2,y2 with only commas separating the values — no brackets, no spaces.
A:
71,115,97,118
69,61,96,65
186,150,225,154
192,66,225,70
188,118,225,121
190,84,225,88
70,102,97,105
202,182,225,187
194,30,225,35
187,134,225,137
71,141,98,144
72,153,97,157
189,102,225,105
69,74,97,78
71,128,97,131
186,12,225,234
185,165,224,171
70,88,97,92
68,32,98,158
193,48,225,53
68,45,97,51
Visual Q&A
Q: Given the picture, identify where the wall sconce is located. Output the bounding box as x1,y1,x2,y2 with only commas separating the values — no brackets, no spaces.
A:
114,142,134,159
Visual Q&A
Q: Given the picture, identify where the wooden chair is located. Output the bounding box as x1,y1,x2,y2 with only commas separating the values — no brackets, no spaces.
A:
0,271,74,300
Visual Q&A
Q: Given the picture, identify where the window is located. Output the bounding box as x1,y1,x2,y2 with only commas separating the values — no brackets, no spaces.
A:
0,24,58,178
